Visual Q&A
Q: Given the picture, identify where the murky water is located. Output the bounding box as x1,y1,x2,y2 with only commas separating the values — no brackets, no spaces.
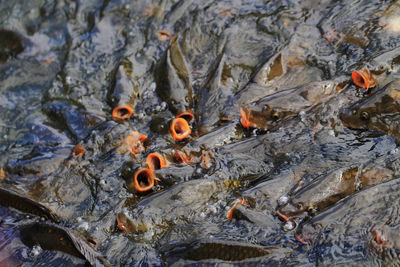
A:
1,0,400,266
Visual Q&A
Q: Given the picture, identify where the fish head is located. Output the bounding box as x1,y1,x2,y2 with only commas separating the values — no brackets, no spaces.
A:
240,103,295,130
340,80,400,134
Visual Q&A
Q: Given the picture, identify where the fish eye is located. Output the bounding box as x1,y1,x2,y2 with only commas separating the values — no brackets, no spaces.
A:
360,111,369,121
307,206,317,215
262,104,270,112
272,111,280,121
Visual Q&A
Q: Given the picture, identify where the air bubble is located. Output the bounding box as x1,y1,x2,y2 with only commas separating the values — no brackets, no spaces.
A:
150,82,156,91
77,221,89,231
277,195,289,206
282,221,295,231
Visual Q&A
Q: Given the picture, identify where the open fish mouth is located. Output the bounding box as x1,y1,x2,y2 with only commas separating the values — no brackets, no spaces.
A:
170,118,191,140
112,105,134,120
240,107,256,129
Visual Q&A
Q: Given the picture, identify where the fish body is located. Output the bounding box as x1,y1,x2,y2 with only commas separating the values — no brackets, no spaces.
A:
161,239,270,262
155,35,193,116
117,179,239,236
108,63,135,119
278,166,358,217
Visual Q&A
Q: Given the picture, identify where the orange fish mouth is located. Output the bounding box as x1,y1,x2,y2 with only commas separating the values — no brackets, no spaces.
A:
170,118,191,141
112,106,134,120
125,131,148,154
226,198,247,220
351,68,376,89
157,30,171,41
146,152,167,170
176,110,194,123
239,107,255,129
71,143,85,158
133,168,158,192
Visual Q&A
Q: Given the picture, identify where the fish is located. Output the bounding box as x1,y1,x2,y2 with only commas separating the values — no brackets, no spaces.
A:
235,58,325,106
196,48,235,132
160,238,301,266
160,239,270,262
296,178,400,263
108,62,136,120
277,166,359,218
240,80,339,130
0,186,59,222
5,145,71,177
340,79,400,140
155,34,194,121
19,222,110,267
43,101,105,142
115,179,240,237
239,169,302,212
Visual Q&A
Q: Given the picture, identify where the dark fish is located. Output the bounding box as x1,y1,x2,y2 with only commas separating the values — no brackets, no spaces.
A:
116,179,240,237
5,145,70,177
43,101,104,141
155,34,193,120
340,80,400,139
15,117,70,147
0,186,59,222
19,222,110,267
161,239,270,262
240,80,339,130
196,49,234,132
108,61,136,120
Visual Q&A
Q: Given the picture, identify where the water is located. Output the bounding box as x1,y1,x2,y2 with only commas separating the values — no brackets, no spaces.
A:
1,0,400,265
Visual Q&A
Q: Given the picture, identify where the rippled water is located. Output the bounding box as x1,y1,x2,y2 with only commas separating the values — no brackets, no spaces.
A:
1,0,400,266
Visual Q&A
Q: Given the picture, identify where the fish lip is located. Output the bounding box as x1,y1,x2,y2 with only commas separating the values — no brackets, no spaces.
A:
170,118,191,141
112,105,134,120
351,69,376,89
133,168,156,192
239,107,253,129
146,152,167,170
226,198,247,220
157,30,171,41
176,110,194,123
